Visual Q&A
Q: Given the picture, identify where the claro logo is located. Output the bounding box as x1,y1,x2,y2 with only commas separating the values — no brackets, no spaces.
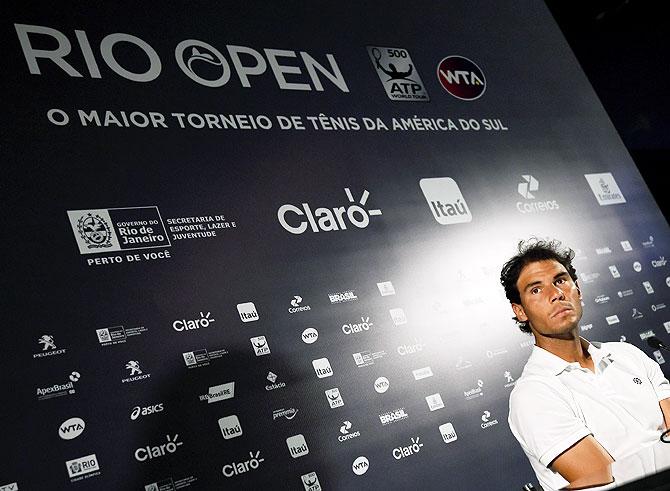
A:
134,434,183,462
278,188,382,234
14,24,349,92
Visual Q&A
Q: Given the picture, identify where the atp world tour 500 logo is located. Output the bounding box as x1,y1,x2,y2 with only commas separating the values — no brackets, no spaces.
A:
67,206,170,254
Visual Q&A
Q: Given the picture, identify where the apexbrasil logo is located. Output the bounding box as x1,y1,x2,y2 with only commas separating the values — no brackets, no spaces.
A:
277,188,382,234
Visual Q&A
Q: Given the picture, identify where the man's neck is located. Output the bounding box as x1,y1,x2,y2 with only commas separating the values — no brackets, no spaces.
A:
535,331,592,365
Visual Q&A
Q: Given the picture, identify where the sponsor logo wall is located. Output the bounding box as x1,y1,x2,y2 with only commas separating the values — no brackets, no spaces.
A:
4,1,670,489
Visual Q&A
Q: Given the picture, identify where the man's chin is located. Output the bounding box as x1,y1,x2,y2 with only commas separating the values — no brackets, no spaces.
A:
533,324,579,340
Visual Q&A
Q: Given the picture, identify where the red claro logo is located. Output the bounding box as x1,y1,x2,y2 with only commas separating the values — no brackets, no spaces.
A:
436,56,486,100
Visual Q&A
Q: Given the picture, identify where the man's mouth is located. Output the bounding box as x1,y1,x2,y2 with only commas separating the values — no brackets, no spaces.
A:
552,306,574,318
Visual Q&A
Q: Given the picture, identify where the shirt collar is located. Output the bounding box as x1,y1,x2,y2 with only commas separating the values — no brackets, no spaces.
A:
524,337,614,376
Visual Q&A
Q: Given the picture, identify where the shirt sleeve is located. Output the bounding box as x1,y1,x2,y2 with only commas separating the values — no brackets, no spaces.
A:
639,349,670,401
624,343,670,401
509,379,592,468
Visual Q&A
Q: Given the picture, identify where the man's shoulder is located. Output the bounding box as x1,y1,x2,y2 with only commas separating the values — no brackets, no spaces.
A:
510,370,564,403
595,339,646,359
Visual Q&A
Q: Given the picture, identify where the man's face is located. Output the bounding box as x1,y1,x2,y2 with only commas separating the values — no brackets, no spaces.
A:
511,259,582,337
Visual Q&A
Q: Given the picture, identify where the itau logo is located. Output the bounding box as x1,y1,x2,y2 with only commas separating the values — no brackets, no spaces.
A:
439,422,458,443
277,188,382,234
584,172,626,205
436,55,486,100
237,302,259,322
286,434,309,458
367,46,429,101
419,177,472,225
312,358,333,378
219,415,243,440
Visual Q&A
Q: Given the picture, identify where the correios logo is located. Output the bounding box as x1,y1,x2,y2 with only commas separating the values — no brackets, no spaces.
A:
516,175,559,214
339,421,361,442
517,175,538,199
436,55,486,100
419,177,472,225
289,296,311,313
277,188,382,234
15,24,349,93
480,411,499,429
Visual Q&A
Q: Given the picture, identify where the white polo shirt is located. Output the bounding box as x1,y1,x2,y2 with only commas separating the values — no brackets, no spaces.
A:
508,339,670,491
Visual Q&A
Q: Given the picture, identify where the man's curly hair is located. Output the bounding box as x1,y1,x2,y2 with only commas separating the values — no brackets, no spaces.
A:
500,238,578,333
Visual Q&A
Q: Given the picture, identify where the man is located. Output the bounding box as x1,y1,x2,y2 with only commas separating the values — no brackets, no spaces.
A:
500,238,670,490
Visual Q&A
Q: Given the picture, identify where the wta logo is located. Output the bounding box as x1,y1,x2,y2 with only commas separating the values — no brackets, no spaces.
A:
437,56,486,100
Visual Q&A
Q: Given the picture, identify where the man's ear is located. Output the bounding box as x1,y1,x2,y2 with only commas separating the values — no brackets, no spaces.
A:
576,282,582,299
512,303,527,322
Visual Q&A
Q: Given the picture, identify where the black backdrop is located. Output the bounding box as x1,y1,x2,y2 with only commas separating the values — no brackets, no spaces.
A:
2,1,669,490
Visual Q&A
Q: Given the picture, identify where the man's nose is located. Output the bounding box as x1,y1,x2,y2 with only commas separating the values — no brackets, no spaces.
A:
549,284,565,302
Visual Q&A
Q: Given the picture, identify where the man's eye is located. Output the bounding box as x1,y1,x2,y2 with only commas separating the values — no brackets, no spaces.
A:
531,287,540,294
556,278,566,285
